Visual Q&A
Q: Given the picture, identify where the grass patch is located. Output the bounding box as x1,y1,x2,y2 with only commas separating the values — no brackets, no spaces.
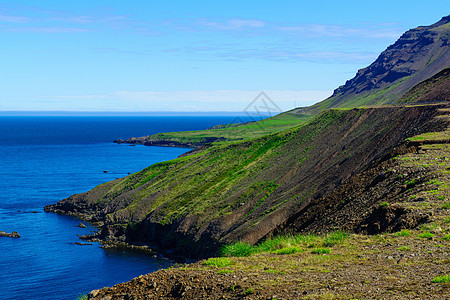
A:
441,202,450,209
393,230,411,237
204,257,233,268
244,288,254,296
397,246,410,251
322,231,349,247
219,241,254,257
272,246,303,255
442,234,450,242
311,247,331,254
75,295,88,300
220,231,347,257
432,275,450,283
417,232,435,239
379,202,389,207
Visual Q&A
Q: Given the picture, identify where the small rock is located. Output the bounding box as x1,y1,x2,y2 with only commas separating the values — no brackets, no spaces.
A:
77,223,87,228
397,256,407,264
87,289,100,299
0,231,20,238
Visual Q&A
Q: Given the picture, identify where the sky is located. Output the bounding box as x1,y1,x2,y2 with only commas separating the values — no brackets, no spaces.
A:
0,1,448,114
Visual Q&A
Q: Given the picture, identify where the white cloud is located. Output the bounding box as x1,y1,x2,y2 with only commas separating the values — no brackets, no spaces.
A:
275,23,402,39
8,26,91,33
198,18,266,30
0,14,31,23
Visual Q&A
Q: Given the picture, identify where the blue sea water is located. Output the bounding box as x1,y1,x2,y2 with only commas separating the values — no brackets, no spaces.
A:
0,116,248,300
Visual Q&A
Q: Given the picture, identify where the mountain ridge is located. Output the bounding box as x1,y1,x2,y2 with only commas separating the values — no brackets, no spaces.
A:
311,15,450,110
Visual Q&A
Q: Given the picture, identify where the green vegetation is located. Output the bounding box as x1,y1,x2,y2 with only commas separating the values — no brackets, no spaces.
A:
75,295,88,300
379,202,389,207
310,247,332,254
418,232,435,239
272,246,304,255
313,75,411,111
393,230,411,237
432,275,450,283
204,257,233,268
244,288,254,296
397,246,411,251
442,202,450,209
220,232,347,257
135,112,313,146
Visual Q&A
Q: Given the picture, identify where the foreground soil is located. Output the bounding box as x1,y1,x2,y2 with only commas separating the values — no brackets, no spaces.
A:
88,230,449,300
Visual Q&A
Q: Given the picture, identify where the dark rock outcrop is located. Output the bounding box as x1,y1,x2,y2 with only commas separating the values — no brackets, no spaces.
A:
314,16,450,109
0,231,20,238
114,136,225,148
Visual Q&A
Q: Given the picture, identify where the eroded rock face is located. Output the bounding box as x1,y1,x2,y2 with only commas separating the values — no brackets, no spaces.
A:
325,16,450,107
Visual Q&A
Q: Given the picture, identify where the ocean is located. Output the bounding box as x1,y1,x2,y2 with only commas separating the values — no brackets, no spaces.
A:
0,116,248,300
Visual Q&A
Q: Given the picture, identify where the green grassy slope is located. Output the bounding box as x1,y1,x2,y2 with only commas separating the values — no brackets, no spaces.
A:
119,111,312,147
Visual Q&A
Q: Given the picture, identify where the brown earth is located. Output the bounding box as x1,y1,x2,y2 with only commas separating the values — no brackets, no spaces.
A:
88,233,449,300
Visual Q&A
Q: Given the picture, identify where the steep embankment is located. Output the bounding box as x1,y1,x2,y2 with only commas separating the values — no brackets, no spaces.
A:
311,16,450,111
45,104,449,258
396,67,450,104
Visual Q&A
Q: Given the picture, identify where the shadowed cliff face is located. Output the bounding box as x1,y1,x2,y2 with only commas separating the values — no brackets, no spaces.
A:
45,104,449,258
312,16,450,110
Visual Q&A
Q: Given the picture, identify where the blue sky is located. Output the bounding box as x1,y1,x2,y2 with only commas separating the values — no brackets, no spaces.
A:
0,1,448,113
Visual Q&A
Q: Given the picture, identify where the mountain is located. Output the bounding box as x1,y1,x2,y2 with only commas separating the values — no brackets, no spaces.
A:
312,16,450,110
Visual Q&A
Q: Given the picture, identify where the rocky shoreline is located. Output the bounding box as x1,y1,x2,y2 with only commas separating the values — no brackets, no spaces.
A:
113,136,225,148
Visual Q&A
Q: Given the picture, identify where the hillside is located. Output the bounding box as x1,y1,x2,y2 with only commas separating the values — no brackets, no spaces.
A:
311,16,450,111
45,104,449,259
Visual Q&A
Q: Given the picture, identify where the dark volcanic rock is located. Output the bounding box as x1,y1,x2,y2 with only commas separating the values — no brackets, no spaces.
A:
0,231,20,238
77,222,87,228
321,16,450,108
